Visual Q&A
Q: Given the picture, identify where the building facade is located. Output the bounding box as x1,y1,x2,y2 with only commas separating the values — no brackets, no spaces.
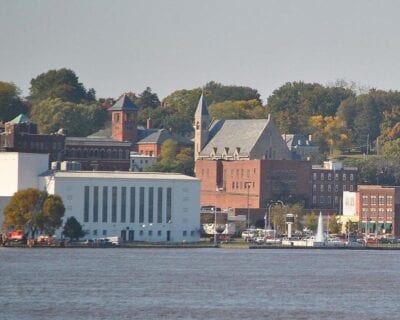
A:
40,171,201,242
356,185,400,237
311,161,358,211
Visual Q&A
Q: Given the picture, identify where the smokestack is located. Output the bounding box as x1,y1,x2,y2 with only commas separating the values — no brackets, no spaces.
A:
147,118,153,129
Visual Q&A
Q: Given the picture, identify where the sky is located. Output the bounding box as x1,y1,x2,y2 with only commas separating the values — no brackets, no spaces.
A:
1,0,400,103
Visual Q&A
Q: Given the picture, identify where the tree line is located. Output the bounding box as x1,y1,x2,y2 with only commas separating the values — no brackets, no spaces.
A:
1,68,400,183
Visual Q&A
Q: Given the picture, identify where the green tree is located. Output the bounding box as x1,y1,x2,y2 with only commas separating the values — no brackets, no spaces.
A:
146,140,194,175
328,214,342,234
29,68,95,104
30,98,107,136
304,212,318,232
209,99,267,119
266,81,354,135
62,216,85,241
136,87,160,109
204,81,261,104
3,188,65,237
0,82,27,122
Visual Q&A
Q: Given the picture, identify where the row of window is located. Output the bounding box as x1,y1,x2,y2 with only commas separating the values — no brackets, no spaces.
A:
313,172,354,181
231,181,255,190
67,148,130,159
312,195,340,205
361,208,393,218
313,184,354,192
362,195,393,206
200,168,258,177
19,141,63,151
83,186,172,224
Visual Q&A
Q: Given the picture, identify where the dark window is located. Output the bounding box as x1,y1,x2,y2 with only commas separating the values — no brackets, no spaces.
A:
139,187,145,223
102,187,108,222
112,186,117,223
93,186,99,223
148,187,154,224
121,187,126,223
166,187,172,222
157,187,163,223
84,186,90,223
130,187,135,223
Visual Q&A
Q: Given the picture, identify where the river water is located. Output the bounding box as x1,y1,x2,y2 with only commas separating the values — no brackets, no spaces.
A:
0,248,399,320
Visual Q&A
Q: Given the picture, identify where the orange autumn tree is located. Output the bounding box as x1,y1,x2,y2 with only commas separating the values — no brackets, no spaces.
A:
309,115,351,154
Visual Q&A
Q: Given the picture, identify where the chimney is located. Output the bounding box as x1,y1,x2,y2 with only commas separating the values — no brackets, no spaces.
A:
147,118,153,129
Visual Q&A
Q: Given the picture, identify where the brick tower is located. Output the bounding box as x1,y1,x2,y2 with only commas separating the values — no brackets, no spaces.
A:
109,94,139,142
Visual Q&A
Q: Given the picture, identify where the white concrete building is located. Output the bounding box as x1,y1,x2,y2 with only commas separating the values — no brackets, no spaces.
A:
40,171,201,242
0,152,49,226
342,191,357,216
0,152,201,243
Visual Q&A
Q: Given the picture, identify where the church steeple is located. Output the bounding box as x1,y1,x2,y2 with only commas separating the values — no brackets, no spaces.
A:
194,92,211,160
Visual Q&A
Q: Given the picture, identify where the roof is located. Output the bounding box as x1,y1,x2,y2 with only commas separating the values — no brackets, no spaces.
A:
282,133,317,147
201,119,270,157
108,94,138,112
8,114,32,124
86,126,192,146
194,92,209,117
40,170,199,181
65,137,132,147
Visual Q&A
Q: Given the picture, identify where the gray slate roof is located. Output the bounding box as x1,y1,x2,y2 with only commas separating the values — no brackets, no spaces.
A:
202,119,270,157
108,94,138,111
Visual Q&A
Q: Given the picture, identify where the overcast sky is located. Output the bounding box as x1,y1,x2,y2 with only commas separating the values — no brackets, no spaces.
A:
1,0,400,102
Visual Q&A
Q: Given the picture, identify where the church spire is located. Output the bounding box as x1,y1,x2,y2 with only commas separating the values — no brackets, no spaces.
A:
194,91,211,161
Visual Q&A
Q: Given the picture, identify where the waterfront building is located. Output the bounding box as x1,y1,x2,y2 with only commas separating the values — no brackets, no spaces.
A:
0,152,200,243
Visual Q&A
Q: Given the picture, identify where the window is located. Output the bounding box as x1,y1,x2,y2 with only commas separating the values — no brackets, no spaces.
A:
328,185,331,192
84,186,90,223
343,174,347,181
93,186,99,223
370,208,376,217
157,187,163,223
111,186,117,223
387,196,393,205
312,196,316,204
183,230,187,237
148,187,154,223
191,231,195,237
320,173,324,180
148,230,153,237
370,196,377,205
343,185,346,191
130,187,136,223
102,230,107,236
362,195,369,206
166,187,172,222
93,230,97,236
350,185,354,192
121,187,126,223
350,174,354,181
334,185,339,192
334,196,338,204
387,208,393,217
313,184,316,192
139,187,145,223
379,208,385,218
320,185,324,192
114,113,120,122
327,196,331,204
102,187,108,222
319,196,324,204
139,230,143,236
335,173,339,181
379,196,385,205
157,230,162,236
328,173,332,180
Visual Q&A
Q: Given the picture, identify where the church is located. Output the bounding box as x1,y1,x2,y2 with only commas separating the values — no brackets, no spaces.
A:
193,93,313,220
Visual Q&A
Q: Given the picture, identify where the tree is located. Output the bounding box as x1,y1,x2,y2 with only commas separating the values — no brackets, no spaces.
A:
0,82,27,122
3,188,65,237
30,98,107,136
136,87,160,109
145,140,194,175
328,214,342,234
304,212,318,232
62,216,85,241
204,81,261,104
209,100,267,119
266,81,354,135
29,68,95,104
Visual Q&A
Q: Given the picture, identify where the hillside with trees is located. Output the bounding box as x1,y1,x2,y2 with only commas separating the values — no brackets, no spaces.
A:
1,69,400,184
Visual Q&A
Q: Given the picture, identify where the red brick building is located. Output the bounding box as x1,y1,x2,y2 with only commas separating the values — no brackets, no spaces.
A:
356,185,400,237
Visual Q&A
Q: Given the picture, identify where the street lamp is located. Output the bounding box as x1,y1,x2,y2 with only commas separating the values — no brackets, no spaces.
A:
214,186,222,246
268,200,285,239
